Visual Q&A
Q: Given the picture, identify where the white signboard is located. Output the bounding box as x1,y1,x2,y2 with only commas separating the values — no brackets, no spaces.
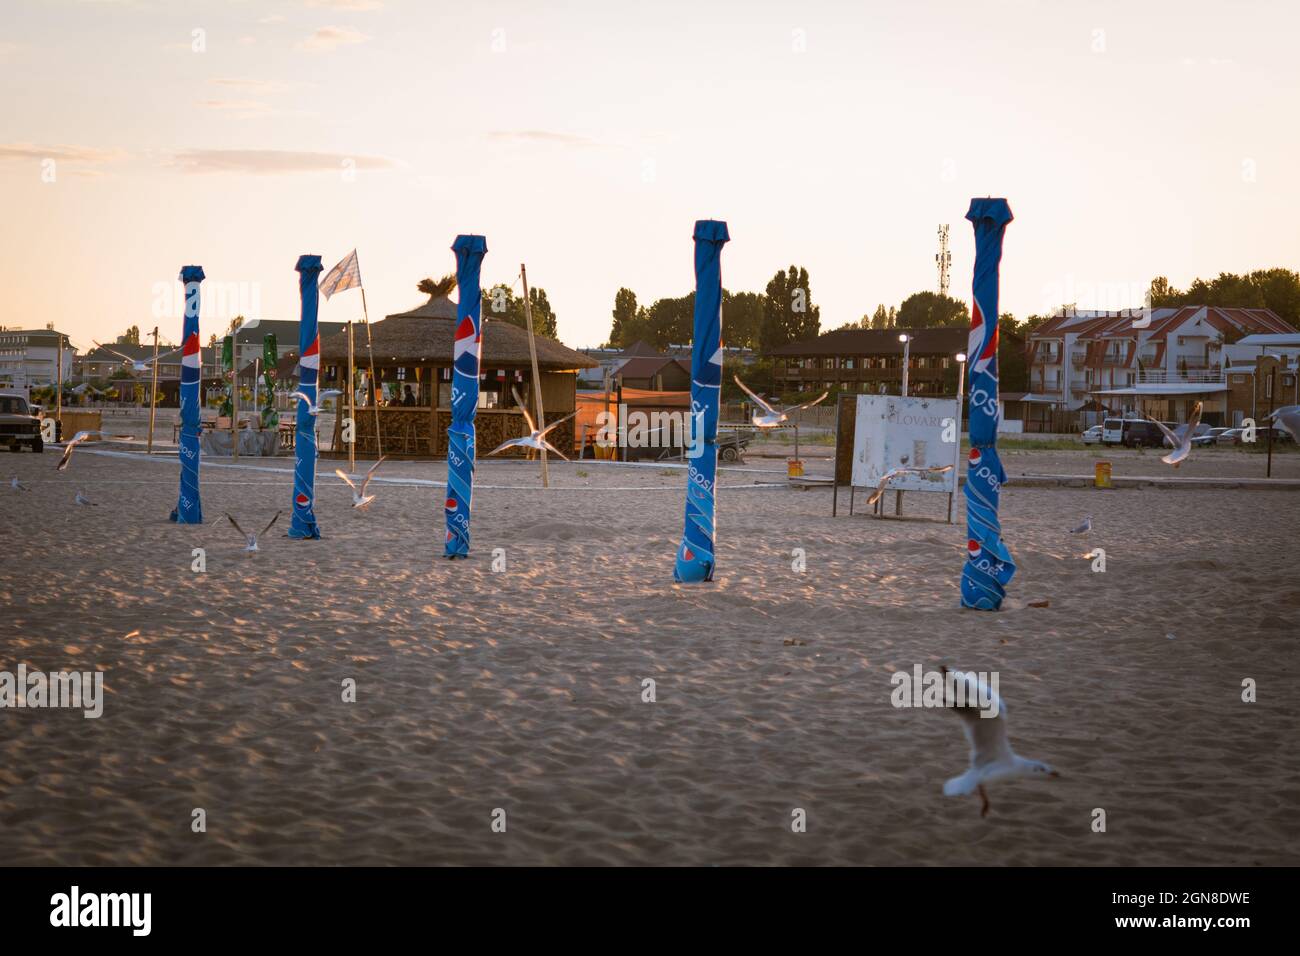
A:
851,394,959,494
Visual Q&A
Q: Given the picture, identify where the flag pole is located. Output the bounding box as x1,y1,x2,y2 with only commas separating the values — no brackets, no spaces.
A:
347,320,356,472
519,263,549,488
357,264,382,459
56,332,63,437
147,326,160,455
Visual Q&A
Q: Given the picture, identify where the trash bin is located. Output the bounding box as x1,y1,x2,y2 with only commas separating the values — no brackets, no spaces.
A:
787,458,804,478
1095,460,1112,488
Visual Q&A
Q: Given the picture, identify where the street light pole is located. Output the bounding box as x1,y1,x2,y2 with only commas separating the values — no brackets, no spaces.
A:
899,333,911,396
950,351,967,523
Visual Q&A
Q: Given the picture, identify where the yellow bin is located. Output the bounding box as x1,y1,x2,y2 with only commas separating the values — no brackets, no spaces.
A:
1095,460,1112,488
787,458,805,478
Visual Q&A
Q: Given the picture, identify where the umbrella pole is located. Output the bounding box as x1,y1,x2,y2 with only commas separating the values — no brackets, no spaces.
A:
147,327,160,454
347,320,355,472
520,263,549,487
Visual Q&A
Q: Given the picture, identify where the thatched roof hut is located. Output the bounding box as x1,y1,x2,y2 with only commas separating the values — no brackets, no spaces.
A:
317,293,596,460
319,294,597,371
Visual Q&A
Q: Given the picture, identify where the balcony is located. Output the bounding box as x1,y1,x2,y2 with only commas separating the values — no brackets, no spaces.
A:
1135,370,1224,385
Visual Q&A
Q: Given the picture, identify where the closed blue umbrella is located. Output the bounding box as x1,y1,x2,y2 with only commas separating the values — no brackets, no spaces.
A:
961,199,1015,610
674,220,729,583
444,235,488,558
170,265,204,524
289,255,324,539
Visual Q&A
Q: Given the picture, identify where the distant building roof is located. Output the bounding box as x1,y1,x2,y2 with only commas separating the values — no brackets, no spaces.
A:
615,356,691,380
770,326,968,357
618,340,663,359
233,318,347,344
1030,306,1292,341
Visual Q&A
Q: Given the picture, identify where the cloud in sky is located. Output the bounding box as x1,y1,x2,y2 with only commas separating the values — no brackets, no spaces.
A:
167,148,398,175
0,143,127,164
198,100,275,119
209,77,302,95
299,26,371,52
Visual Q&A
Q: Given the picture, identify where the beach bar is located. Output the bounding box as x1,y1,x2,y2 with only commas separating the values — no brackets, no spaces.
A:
318,292,597,459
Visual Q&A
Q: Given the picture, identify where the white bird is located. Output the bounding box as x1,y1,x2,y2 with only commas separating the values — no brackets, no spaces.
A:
1068,514,1092,535
288,389,343,416
733,376,828,428
11,476,29,491
488,387,578,461
940,666,1059,817
74,490,97,507
1146,401,1202,468
1264,404,1300,443
334,456,387,510
56,430,135,471
226,511,281,552
867,464,953,507
92,340,182,373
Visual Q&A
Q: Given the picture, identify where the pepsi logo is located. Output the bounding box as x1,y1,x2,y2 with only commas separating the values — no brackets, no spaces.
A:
967,539,981,559
295,493,310,507
444,497,456,511
968,448,982,467
683,547,695,562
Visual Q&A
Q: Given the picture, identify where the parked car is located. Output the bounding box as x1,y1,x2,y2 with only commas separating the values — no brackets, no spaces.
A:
1216,426,1293,446
1217,427,1245,445
1081,425,1103,445
1121,420,1177,448
1193,427,1229,447
0,393,44,453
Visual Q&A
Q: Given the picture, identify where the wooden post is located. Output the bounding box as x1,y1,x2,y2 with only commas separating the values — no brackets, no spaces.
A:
831,396,841,516
1266,366,1275,478
230,336,239,462
360,286,382,458
519,264,549,487
56,332,64,439
347,320,356,472
147,326,160,454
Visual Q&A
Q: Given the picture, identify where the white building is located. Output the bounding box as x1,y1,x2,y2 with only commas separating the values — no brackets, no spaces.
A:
0,328,74,390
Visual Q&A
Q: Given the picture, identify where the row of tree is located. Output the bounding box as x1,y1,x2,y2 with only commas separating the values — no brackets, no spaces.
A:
605,266,822,352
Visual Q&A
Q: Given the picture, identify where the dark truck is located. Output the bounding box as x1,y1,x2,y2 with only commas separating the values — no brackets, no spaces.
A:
0,393,44,453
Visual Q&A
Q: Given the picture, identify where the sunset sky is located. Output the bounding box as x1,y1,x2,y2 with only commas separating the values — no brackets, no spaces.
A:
2,0,1297,350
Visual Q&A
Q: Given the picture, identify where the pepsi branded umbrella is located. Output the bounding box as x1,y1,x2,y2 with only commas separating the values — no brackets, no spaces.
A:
169,265,205,524
961,199,1015,610
443,235,488,559
673,220,729,583
289,255,324,539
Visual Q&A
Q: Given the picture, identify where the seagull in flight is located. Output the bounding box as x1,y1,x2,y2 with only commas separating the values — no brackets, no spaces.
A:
74,490,97,507
334,456,387,510
733,376,828,428
487,387,578,460
1146,401,1202,467
1264,404,1300,443
11,476,29,492
56,430,135,471
940,666,1059,817
288,389,343,416
1068,515,1092,535
226,511,281,552
866,464,953,507
92,340,182,373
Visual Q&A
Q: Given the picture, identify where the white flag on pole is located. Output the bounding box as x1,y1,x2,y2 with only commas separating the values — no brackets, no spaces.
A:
320,249,363,300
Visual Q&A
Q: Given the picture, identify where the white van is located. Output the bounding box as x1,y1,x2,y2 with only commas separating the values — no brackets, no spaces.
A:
1100,417,1131,445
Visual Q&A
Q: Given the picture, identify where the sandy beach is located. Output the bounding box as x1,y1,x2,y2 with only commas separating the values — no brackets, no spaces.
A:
1,443,1297,866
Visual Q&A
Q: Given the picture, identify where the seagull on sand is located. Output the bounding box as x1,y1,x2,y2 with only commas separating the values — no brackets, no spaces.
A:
1068,514,1092,535
1264,405,1300,443
1146,401,1202,467
733,376,828,428
487,387,578,461
56,430,135,471
226,511,281,553
74,490,97,507
940,666,1059,818
866,465,953,507
11,476,29,491
334,456,387,510
288,389,342,416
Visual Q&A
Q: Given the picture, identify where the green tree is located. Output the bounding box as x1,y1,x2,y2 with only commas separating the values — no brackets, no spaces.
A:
722,290,764,348
761,265,820,353
482,284,559,340
645,293,695,349
997,314,1028,393
607,287,647,348
870,304,892,329
1147,269,1300,329
116,325,140,345
896,291,968,329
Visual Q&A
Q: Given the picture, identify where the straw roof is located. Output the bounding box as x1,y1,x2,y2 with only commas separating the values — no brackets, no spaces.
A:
319,294,598,370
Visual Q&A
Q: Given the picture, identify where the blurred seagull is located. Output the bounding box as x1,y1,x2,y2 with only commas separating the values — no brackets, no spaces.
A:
56,430,135,471
288,389,343,416
1146,401,1202,467
940,665,1059,817
226,511,281,552
867,465,953,507
1264,404,1300,443
92,340,182,373
334,456,387,510
487,387,578,461
733,376,828,428
11,476,29,491
74,490,97,507
1068,514,1092,535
